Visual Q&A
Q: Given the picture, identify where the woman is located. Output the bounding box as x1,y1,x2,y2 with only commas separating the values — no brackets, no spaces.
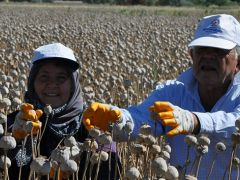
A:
7,43,119,180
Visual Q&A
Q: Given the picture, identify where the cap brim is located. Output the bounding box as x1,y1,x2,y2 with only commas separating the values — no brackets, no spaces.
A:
33,57,80,71
188,37,236,50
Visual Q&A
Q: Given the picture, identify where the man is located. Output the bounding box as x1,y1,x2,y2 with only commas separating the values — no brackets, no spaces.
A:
83,14,240,179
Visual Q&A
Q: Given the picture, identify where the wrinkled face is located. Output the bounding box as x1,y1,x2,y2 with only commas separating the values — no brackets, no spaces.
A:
34,62,72,108
190,46,239,87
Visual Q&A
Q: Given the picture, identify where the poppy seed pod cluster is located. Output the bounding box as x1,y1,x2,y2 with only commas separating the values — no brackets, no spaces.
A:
2,8,240,180
30,157,51,176
49,136,82,179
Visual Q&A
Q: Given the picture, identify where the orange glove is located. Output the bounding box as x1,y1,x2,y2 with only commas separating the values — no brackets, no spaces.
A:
49,167,70,180
83,102,122,131
149,101,195,137
12,103,43,139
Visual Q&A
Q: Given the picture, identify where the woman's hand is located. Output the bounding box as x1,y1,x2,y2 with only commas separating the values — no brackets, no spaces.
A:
12,103,43,139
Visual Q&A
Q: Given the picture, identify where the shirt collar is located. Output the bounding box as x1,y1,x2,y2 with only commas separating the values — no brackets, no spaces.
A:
233,71,240,85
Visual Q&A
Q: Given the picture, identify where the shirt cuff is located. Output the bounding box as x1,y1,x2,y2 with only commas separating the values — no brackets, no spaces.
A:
193,112,214,134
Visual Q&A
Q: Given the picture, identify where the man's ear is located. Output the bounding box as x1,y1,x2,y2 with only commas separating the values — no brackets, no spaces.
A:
235,47,240,73
236,57,240,73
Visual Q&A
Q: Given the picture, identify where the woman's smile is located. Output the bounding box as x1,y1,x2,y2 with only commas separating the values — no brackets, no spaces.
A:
34,62,72,108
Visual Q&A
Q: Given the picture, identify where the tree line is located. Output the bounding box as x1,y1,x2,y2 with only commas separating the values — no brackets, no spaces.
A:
5,0,240,8
82,0,240,6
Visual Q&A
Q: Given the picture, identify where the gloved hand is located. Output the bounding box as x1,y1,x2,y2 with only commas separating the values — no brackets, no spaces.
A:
49,167,70,180
149,101,195,137
12,103,43,139
83,102,122,131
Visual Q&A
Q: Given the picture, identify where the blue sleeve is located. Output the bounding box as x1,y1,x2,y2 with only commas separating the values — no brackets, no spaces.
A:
195,105,240,138
120,80,186,140
122,90,165,140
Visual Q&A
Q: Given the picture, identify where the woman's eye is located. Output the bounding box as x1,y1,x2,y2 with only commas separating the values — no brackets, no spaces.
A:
38,75,48,82
56,76,67,83
36,74,68,84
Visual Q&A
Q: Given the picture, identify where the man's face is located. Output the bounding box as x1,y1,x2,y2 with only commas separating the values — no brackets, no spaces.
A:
190,46,239,87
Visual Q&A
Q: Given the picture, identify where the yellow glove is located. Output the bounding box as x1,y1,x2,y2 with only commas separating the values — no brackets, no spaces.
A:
12,103,43,139
83,102,122,131
149,101,195,137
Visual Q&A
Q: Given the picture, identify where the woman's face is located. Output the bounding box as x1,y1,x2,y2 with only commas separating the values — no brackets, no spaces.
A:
34,62,72,108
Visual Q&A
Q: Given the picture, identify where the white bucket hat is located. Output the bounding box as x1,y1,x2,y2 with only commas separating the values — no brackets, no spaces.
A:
31,43,79,71
188,14,240,50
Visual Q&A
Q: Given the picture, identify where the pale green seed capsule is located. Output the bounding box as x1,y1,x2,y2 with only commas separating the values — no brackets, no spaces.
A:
83,138,92,150
125,167,140,180
30,157,51,176
184,135,197,146
160,151,170,161
12,97,22,108
60,159,78,173
198,135,210,146
163,144,171,154
139,124,152,135
149,144,161,155
0,135,16,150
185,175,197,180
89,128,101,138
131,144,147,155
44,104,52,115
100,151,109,161
112,123,124,137
91,140,99,152
90,153,99,164
135,133,147,144
144,135,156,146
64,136,77,147
151,157,168,175
124,120,133,134
1,98,11,109
0,113,7,124
1,86,9,96
0,124,4,135
196,145,208,155
233,157,240,167
165,165,179,180
0,155,11,168
215,142,226,152
97,132,112,145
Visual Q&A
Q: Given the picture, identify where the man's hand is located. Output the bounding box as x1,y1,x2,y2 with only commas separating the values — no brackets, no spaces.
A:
149,101,195,137
83,102,122,131
12,103,43,139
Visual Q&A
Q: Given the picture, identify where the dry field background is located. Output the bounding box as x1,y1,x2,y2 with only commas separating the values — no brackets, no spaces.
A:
1,3,240,108
0,4,240,179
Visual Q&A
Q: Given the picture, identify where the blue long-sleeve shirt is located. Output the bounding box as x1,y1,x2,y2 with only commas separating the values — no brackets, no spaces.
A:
120,68,240,179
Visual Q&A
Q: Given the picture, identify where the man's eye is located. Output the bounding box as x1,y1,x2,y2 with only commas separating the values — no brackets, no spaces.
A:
216,49,230,56
193,48,204,54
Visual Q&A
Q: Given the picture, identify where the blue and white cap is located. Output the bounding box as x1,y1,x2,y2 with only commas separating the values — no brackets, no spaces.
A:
188,14,240,50
31,43,79,71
